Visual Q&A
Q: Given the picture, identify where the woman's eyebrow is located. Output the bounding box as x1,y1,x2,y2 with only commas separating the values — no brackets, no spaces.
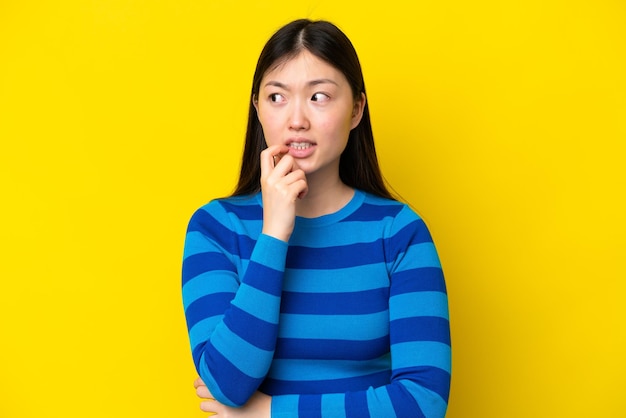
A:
263,78,339,89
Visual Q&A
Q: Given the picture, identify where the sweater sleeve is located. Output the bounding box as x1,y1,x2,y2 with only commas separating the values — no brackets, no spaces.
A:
271,206,451,418
182,201,288,407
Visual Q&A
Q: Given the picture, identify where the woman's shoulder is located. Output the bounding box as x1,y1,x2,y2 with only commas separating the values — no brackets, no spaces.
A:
358,190,421,221
189,193,263,224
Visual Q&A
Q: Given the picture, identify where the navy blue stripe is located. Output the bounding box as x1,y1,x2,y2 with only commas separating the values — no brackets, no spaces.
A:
199,345,263,406
185,292,234,330
280,288,389,315
219,200,263,220
390,267,446,295
341,202,403,222
286,240,385,269
391,317,451,345
345,390,371,418
298,394,323,418
182,252,235,285
224,305,277,351
394,366,451,403
387,382,426,418
187,209,255,258
384,219,432,256
274,337,389,360
242,261,283,296
261,370,390,396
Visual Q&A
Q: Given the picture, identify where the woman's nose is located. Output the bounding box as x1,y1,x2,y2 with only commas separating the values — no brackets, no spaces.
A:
288,101,309,131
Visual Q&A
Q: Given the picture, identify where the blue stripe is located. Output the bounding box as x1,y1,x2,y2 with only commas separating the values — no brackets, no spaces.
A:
390,267,446,295
231,283,282,324
274,337,389,360
182,252,236,285
401,378,450,416
281,288,389,315
392,243,442,271
269,354,390,381
390,316,451,345
240,261,283,296
198,349,262,407
392,341,451,373
399,367,451,404
219,199,263,220
224,305,278,350
387,382,425,418
341,202,403,222
187,208,255,258
184,292,233,330
182,272,238,310
365,386,397,418
286,241,386,269
290,221,386,247
299,394,323,418
183,231,216,258
212,323,273,379
279,311,389,340
390,291,449,320
345,390,371,418
189,316,221,355
283,265,389,293
262,370,390,396
321,393,347,418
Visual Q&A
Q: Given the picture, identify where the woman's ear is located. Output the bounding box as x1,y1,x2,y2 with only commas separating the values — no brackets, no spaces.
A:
350,92,366,129
252,94,259,113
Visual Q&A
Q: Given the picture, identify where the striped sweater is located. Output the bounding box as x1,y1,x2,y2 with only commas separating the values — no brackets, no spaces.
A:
182,190,451,418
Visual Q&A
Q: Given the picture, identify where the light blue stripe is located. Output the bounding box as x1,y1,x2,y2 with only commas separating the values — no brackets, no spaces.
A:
183,231,217,257
189,316,221,351
321,393,347,418
393,242,441,271
182,272,238,309
391,341,451,373
268,354,390,381
401,379,449,417
282,264,389,292
290,221,388,247
387,205,421,234
231,283,281,324
250,234,288,272
211,323,271,379
271,394,300,416
366,386,397,418
199,355,234,406
278,311,389,340
390,292,449,321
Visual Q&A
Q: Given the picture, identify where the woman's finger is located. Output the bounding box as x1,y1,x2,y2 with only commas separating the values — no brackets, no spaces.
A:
193,377,205,389
196,384,213,399
260,145,289,178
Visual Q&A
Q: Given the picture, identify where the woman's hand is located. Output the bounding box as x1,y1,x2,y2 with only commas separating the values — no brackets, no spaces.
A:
194,377,271,418
260,144,308,242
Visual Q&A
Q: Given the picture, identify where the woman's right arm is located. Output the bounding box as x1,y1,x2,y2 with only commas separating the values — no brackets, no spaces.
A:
182,203,288,408
182,145,307,408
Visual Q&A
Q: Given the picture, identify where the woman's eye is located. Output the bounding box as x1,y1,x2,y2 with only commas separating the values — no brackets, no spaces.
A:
311,92,330,102
269,93,286,103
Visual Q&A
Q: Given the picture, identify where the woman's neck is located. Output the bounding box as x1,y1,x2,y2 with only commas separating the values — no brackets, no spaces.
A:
295,173,354,219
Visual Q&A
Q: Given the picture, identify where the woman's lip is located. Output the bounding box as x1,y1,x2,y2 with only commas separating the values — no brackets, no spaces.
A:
287,142,316,158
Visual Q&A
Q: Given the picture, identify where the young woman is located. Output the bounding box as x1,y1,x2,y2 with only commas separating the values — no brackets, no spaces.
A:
182,19,451,417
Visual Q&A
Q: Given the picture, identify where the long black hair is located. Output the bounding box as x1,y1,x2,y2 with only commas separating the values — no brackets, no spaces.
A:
232,19,393,200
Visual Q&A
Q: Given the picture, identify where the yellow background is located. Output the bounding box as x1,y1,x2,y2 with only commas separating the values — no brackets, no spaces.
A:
1,1,625,417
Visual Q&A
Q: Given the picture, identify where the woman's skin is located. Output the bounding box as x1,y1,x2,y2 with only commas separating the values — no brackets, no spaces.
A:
193,51,366,416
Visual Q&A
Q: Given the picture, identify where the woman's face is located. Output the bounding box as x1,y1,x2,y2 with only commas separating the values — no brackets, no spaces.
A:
254,50,365,178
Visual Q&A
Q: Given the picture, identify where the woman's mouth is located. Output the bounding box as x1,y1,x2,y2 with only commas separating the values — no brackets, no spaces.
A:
289,142,313,150
286,141,316,158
